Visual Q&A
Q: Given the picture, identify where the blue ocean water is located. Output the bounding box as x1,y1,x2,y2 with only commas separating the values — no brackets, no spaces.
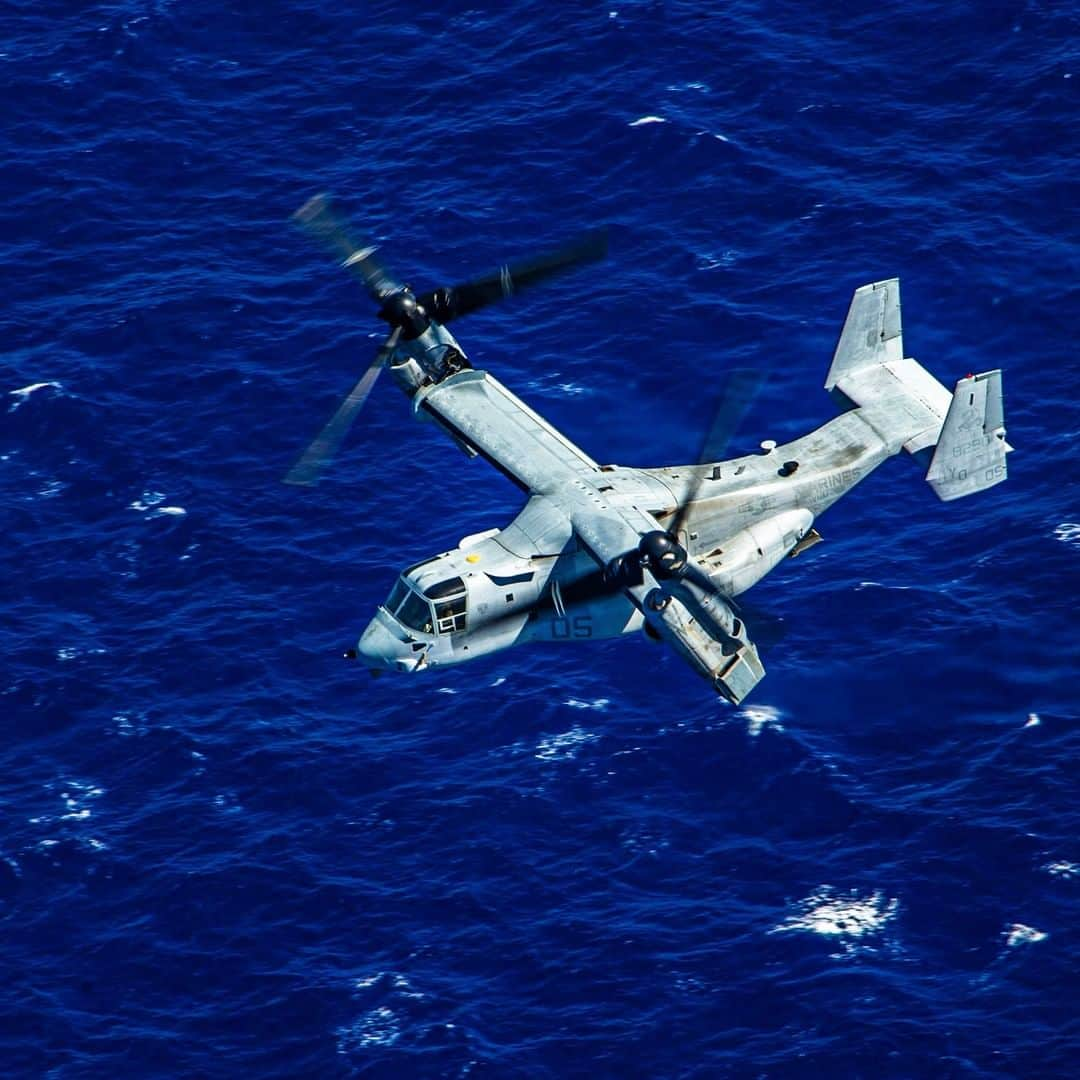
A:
2,1,1078,1076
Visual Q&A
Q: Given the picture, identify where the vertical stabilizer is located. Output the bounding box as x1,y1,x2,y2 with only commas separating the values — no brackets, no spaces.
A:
825,278,903,392
824,278,952,454
925,371,1010,501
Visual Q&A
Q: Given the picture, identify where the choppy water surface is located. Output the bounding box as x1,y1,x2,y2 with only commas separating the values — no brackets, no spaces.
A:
2,2,1078,1076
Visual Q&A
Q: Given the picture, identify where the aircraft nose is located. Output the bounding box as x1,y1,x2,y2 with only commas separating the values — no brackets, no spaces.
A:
356,619,401,670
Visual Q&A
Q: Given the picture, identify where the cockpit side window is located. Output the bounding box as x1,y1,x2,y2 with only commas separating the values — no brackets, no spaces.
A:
425,577,467,634
434,594,467,634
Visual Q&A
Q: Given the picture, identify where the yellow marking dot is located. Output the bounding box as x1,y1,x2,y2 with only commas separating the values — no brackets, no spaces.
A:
465,553,481,563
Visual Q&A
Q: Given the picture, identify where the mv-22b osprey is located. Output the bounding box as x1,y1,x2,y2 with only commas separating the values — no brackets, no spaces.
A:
287,196,1011,704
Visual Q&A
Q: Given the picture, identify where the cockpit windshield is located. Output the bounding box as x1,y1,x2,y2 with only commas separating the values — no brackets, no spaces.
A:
382,578,433,634
385,579,410,615
397,591,434,634
382,574,467,636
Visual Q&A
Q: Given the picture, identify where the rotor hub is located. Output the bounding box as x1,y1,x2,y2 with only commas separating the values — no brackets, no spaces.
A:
638,530,688,579
378,289,430,340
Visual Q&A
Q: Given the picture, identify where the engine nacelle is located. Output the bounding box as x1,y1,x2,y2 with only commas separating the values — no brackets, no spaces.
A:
643,585,764,704
705,509,814,596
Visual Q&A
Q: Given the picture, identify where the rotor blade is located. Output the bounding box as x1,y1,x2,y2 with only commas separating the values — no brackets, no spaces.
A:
417,227,608,322
730,600,786,648
284,326,402,487
668,368,765,540
292,194,400,301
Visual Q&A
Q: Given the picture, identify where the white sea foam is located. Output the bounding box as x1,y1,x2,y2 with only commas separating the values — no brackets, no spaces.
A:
111,713,148,736
392,974,424,1000
213,791,243,814
337,1006,401,1052
65,782,102,799
629,115,665,126
1045,860,1079,879
351,970,424,998
33,779,106,831
771,886,899,943
535,725,599,761
8,381,61,409
1053,522,1080,548
564,697,609,711
526,375,589,398
56,646,106,662
740,704,783,737
1004,923,1047,947
58,781,104,821
130,490,165,512
696,249,739,270
155,505,186,516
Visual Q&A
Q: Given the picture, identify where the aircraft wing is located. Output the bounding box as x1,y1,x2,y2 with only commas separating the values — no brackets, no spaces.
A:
415,369,600,494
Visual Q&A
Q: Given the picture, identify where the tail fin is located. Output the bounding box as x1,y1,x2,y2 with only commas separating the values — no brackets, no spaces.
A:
925,371,1010,501
825,279,1012,498
825,278,904,389
826,279,953,455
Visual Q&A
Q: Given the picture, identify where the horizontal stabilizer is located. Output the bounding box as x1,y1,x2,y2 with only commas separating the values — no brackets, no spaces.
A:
926,370,1010,501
